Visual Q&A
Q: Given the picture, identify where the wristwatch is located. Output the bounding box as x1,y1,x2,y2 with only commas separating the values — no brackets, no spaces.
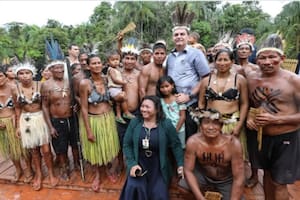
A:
188,92,197,99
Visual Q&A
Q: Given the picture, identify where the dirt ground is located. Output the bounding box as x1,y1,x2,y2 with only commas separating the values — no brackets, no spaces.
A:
0,183,120,200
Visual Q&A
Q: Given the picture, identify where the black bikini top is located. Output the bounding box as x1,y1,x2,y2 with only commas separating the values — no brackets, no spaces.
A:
88,78,110,104
205,74,239,101
16,81,41,106
0,97,14,109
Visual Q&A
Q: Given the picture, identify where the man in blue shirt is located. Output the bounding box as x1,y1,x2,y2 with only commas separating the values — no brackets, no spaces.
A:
167,26,210,140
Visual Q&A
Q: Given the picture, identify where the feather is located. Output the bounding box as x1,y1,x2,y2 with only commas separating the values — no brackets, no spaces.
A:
45,34,64,62
262,34,283,50
257,34,284,56
171,3,195,29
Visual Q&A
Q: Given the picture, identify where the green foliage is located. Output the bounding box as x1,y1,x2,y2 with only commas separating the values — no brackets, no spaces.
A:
0,1,298,65
275,1,300,58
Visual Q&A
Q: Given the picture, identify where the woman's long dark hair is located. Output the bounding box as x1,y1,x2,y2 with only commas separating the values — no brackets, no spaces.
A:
140,95,165,122
156,75,177,98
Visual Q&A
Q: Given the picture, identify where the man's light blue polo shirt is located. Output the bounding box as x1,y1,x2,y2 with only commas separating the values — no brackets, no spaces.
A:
167,46,210,106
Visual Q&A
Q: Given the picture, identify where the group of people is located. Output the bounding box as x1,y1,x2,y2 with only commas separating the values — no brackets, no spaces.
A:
1,9,300,200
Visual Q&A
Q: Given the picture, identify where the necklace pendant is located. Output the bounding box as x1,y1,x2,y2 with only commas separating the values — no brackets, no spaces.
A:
62,91,67,98
142,138,149,149
145,150,152,157
213,80,217,85
218,92,222,96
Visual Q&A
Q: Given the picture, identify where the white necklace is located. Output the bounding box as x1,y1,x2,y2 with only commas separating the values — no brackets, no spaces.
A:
213,76,231,96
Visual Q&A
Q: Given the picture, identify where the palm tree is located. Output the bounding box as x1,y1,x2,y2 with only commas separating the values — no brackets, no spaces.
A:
275,1,300,57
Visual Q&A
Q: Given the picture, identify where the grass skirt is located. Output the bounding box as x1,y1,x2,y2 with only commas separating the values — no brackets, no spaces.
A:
80,111,120,165
222,111,248,161
20,111,50,149
0,116,28,160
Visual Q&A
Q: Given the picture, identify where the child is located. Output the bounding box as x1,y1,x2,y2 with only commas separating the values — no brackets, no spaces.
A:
40,66,52,82
70,63,81,76
157,76,186,149
107,50,135,124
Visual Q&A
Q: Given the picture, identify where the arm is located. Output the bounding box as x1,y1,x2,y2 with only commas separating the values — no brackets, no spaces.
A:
176,50,210,104
11,86,21,137
122,119,141,176
176,105,186,132
138,66,150,101
109,68,126,86
117,32,124,56
72,75,81,107
184,137,205,200
41,82,58,138
256,74,300,126
233,75,249,136
176,80,202,104
79,80,95,142
41,82,56,135
230,137,245,200
198,78,208,109
176,76,209,104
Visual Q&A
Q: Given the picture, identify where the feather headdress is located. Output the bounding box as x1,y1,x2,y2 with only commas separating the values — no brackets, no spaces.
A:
45,35,65,69
13,62,37,76
171,3,195,32
45,35,69,97
256,34,284,56
139,43,153,54
189,108,223,125
235,33,255,51
121,37,139,56
213,42,233,52
82,42,101,55
216,31,235,51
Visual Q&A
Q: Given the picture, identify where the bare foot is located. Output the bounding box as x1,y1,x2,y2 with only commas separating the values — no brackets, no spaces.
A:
11,170,23,183
49,176,59,188
59,167,70,181
106,169,118,183
24,168,34,183
32,177,42,191
91,177,100,192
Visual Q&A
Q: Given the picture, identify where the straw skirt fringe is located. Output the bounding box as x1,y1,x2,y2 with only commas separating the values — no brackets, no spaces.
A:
20,111,50,149
0,116,28,160
222,111,248,161
80,111,120,165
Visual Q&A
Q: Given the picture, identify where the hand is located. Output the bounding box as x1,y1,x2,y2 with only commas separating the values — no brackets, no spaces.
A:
175,93,189,104
117,32,124,41
177,166,184,179
87,131,96,143
246,117,258,131
130,165,142,177
0,122,6,130
50,127,59,138
16,128,21,139
255,112,277,126
231,126,241,137
72,104,79,113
